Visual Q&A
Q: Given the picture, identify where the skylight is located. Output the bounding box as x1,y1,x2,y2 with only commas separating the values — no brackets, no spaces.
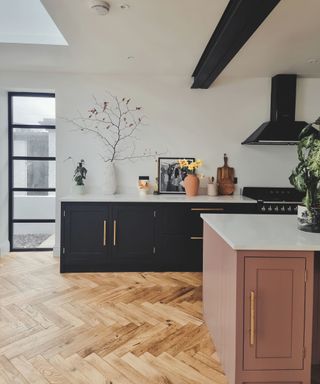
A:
0,0,68,45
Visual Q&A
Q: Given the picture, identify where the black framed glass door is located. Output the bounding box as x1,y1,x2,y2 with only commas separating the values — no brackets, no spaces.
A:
8,92,56,251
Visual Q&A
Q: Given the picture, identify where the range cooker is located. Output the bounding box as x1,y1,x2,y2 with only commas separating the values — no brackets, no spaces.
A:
242,187,304,215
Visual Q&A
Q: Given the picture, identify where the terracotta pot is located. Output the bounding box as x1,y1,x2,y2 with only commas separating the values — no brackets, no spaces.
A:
184,174,199,196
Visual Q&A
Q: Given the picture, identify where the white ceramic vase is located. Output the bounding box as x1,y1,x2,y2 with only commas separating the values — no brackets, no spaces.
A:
103,161,117,194
73,184,85,195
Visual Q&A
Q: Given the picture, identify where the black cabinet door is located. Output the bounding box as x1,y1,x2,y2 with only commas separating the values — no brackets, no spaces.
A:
112,205,156,268
61,203,109,271
156,205,195,271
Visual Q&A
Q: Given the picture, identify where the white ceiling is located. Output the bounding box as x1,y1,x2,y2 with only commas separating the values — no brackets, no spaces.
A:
0,0,319,79
222,0,320,78
0,0,67,45
0,0,226,75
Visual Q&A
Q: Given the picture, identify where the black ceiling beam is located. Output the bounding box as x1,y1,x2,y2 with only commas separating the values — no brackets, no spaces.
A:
191,0,281,89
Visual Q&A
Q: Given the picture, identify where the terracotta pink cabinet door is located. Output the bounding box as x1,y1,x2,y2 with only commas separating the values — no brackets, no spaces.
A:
248,382,301,384
243,257,306,371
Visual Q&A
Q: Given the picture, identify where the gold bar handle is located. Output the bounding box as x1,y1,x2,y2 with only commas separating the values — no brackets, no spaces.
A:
250,290,255,346
191,208,224,212
190,236,203,240
113,220,117,246
103,220,107,246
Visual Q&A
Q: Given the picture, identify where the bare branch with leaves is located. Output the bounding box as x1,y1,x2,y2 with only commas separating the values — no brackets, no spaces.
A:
66,93,160,162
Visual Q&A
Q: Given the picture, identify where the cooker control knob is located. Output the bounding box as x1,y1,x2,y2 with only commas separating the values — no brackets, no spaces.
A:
274,206,279,212
287,206,292,212
281,206,285,212
268,205,273,212
261,205,266,212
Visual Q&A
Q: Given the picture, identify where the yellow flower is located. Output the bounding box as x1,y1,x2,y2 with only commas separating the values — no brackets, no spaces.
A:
178,159,189,168
179,159,203,171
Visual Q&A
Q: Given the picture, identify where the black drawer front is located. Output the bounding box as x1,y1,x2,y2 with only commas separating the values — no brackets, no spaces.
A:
189,203,257,237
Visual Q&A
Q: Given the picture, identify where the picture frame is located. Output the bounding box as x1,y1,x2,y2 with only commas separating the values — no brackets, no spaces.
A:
157,157,195,194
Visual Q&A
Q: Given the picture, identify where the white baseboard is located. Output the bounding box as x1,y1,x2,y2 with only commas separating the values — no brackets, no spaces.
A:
53,245,60,257
0,240,10,256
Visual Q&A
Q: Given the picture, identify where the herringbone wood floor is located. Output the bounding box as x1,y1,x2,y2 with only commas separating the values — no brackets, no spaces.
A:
0,252,227,384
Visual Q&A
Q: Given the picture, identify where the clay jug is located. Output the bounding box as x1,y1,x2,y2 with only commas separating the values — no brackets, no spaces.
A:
184,174,199,196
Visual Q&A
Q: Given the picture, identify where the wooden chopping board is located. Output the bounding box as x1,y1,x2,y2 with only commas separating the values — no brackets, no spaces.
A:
217,154,235,195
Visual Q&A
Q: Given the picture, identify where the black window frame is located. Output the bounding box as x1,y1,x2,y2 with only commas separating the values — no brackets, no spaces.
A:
8,92,56,252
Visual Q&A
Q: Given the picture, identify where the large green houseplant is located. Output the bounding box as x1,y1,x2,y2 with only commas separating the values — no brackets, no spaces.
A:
289,117,320,232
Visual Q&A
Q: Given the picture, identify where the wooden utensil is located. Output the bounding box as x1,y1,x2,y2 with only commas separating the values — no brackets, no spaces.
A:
217,153,235,195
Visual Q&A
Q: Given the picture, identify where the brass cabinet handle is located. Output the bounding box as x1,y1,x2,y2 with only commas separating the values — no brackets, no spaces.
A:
103,220,107,246
190,236,203,240
250,290,255,346
191,208,224,212
113,220,117,246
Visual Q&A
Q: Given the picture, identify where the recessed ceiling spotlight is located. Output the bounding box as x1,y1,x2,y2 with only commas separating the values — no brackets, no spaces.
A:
120,3,130,9
89,0,110,15
307,58,320,64
127,56,135,60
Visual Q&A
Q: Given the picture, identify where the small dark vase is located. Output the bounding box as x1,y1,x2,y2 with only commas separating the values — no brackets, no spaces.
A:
297,206,320,233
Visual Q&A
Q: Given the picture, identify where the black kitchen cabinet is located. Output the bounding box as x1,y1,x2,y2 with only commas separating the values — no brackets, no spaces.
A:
61,201,256,273
112,205,156,269
61,203,109,272
156,205,191,271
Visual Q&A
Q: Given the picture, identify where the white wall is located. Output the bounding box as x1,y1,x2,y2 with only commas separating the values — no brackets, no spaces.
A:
0,72,319,255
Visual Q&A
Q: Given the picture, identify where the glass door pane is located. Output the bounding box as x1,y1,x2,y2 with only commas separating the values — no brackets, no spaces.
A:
13,222,55,249
13,128,56,157
13,159,55,189
12,96,55,125
13,192,55,220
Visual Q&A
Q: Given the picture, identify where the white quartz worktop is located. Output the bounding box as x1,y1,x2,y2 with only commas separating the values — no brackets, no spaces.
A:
201,214,320,251
60,194,254,204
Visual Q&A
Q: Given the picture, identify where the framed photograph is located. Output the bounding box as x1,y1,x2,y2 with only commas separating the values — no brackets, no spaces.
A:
158,157,195,194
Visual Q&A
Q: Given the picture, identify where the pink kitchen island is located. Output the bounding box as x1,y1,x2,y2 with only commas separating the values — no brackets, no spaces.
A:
201,214,320,384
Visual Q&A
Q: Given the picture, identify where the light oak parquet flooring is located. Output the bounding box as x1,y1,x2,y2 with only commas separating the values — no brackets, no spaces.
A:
0,252,227,384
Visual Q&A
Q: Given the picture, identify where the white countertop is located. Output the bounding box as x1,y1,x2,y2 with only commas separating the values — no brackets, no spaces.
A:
201,214,320,251
60,194,255,204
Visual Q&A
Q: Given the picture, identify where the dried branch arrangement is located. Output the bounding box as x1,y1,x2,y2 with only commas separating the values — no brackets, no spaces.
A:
67,93,159,162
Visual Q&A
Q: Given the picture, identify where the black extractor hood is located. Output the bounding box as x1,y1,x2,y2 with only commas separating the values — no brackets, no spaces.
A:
242,74,308,145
